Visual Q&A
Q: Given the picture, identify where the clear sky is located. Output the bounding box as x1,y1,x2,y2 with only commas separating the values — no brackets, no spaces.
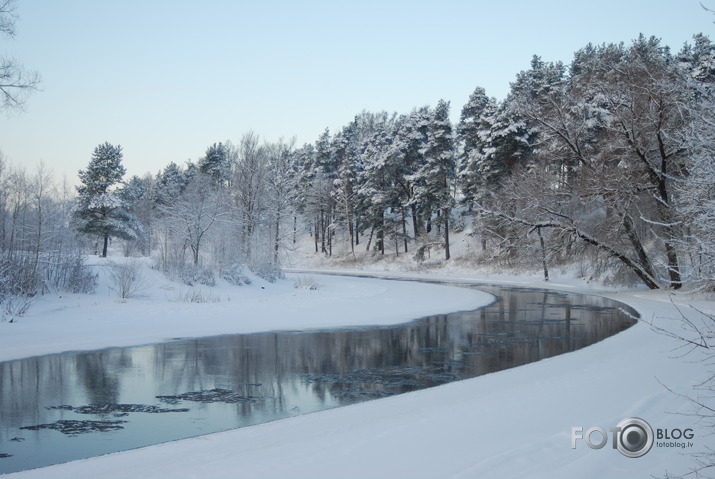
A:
0,0,712,183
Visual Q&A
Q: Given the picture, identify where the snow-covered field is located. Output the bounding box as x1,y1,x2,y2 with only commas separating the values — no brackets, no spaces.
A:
2,258,713,478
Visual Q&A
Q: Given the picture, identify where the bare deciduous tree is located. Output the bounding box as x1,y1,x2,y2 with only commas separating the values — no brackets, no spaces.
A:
0,0,40,113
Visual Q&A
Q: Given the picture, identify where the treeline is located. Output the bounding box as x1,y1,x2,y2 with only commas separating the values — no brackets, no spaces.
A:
2,33,715,307
70,133,297,284
282,33,715,290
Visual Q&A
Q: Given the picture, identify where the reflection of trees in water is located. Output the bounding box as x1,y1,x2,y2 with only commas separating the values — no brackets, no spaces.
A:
74,349,133,405
1,356,65,429
0,349,131,431
298,288,635,399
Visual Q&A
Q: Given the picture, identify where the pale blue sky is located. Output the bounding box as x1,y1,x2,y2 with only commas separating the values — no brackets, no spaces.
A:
1,0,712,182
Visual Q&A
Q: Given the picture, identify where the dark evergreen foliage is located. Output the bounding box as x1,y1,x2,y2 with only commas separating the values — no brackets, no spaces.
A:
73,143,143,257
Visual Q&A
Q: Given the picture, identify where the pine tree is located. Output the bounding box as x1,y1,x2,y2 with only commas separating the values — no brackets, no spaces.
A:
457,86,493,205
198,142,231,186
73,142,142,257
357,124,395,255
458,91,530,207
153,161,188,209
410,100,455,260
332,123,361,254
391,107,431,240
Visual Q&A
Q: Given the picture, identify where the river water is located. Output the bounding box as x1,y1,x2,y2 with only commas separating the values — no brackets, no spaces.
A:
0,282,637,474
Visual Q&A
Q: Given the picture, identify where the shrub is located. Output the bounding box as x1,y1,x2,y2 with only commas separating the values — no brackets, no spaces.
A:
179,264,216,287
221,264,252,286
173,288,221,303
107,259,146,299
61,254,98,294
1,294,34,323
293,276,319,290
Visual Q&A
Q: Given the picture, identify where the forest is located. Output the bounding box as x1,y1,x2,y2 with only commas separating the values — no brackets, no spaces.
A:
2,33,715,318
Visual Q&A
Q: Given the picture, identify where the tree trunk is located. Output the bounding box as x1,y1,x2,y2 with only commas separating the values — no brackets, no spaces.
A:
293,216,297,245
664,241,682,289
402,207,408,253
574,229,659,289
102,233,109,258
378,211,385,255
621,213,657,283
274,216,280,264
443,207,450,260
411,204,420,240
320,209,326,254
314,217,319,253
192,240,200,265
537,227,549,281
366,226,374,252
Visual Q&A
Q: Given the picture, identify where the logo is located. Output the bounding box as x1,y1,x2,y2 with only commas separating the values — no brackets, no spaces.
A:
613,417,654,458
571,417,693,458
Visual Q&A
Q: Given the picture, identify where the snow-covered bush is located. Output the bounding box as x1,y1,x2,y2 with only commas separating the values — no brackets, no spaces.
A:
0,254,35,296
173,287,221,303
179,264,216,287
293,276,319,290
60,254,98,294
0,252,96,297
221,264,252,286
1,294,34,323
107,259,146,299
156,259,217,287
253,261,283,283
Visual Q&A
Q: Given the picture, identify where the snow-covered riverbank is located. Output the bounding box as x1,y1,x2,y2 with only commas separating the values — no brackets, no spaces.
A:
0,261,491,363
2,263,713,478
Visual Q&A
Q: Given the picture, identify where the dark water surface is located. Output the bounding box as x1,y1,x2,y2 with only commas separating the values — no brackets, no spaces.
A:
0,282,637,474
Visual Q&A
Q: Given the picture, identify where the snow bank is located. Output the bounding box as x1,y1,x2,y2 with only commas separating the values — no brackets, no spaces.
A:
0,261,491,363
3,267,712,479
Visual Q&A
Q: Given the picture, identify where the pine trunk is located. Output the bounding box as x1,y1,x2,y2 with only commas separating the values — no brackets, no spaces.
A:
443,207,450,260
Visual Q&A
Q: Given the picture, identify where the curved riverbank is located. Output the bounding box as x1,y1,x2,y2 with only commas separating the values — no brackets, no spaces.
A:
0,265,492,363
4,269,712,478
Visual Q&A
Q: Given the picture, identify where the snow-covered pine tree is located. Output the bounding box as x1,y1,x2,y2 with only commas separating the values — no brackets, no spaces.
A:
391,107,431,241
411,100,456,260
303,129,337,254
198,142,231,187
458,87,494,206
332,122,361,254
458,87,531,209
73,142,143,257
357,123,396,255
153,161,188,209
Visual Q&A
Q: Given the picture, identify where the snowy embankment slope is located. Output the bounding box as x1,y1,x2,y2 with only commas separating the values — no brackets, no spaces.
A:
3,264,713,479
0,260,491,363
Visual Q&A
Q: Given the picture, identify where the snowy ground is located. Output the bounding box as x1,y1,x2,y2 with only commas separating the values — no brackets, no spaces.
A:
0,258,490,363
2,258,714,478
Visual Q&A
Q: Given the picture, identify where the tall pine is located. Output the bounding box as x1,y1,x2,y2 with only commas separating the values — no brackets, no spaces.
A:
411,100,455,260
73,142,142,257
